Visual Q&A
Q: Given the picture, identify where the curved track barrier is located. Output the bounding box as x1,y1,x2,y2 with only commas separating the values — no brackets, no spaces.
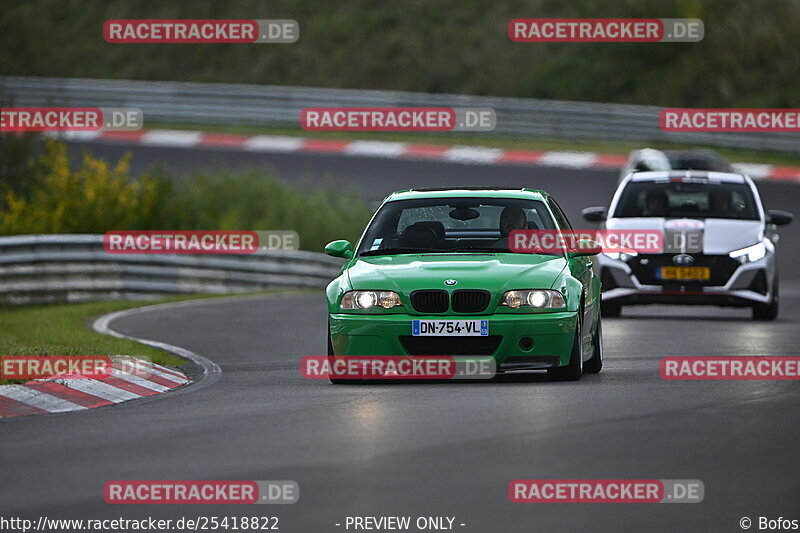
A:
0,234,341,305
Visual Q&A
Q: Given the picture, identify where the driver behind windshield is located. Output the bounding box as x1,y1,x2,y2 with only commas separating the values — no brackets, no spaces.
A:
492,206,527,249
642,190,668,217
709,190,732,216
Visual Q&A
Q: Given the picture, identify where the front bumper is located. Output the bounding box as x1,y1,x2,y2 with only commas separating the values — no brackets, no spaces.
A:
329,311,578,367
596,252,773,307
601,288,770,306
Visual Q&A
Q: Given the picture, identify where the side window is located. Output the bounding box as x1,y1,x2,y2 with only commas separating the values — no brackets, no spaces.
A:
548,198,573,231
523,207,550,230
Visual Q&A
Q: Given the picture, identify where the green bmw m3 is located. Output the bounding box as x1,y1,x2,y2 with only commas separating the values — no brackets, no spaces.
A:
323,187,602,383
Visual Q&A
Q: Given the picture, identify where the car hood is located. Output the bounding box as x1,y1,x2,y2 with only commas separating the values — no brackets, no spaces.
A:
346,253,567,294
605,218,764,254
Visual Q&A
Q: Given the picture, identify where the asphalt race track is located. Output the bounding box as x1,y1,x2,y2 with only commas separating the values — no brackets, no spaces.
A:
3,141,800,532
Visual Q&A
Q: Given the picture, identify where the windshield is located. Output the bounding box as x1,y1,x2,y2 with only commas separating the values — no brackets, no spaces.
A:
612,180,759,220
357,197,557,256
666,153,731,172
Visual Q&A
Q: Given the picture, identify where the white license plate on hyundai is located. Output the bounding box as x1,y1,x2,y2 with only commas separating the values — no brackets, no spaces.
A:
412,319,489,336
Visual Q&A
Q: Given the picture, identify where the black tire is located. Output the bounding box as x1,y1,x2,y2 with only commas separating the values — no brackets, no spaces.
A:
327,322,363,385
752,279,779,321
601,300,622,318
548,317,583,381
583,317,603,374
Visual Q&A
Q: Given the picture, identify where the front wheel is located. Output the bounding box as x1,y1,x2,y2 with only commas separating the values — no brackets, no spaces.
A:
752,280,779,321
583,317,603,374
548,322,583,381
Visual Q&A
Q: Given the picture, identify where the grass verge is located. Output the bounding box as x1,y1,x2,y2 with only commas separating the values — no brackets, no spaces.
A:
0,290,316,385
0,295,225,385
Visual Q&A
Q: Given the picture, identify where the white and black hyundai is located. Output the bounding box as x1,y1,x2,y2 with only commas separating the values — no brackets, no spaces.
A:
582,171,793,320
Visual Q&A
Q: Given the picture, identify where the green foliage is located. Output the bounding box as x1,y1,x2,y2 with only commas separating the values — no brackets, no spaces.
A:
0,132,41,197
1,0,798,106
0,138,372,251
164,168,372,251
0,140,169,234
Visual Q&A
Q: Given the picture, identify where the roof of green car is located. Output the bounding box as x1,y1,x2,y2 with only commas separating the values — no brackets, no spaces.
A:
385,187,549,201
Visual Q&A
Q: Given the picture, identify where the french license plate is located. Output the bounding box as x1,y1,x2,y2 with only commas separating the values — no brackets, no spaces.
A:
659,266,711,280
412,319,489,336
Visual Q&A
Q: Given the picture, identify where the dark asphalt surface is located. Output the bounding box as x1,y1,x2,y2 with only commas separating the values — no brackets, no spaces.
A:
3,291,800,532
2,142,799,532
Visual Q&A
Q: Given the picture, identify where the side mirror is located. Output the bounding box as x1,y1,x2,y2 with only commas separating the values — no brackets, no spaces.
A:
324,240,354,259
569,240,602,257
582,206,607,222
767,210,793,226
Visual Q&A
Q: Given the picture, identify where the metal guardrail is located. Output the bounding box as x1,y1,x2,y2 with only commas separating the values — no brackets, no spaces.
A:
2,76,799,154
0,235,342,305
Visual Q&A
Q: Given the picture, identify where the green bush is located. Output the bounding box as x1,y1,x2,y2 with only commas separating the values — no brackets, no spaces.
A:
165,168,372,251
0,140,169,234
0,138,372,251
0,132,42,198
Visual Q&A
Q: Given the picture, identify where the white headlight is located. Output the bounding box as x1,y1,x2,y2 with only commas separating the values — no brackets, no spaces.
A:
603,252,637,261
356,292,377,309
729,242,767,264
501,290,565,309
340,291,403,310
527,291,549,308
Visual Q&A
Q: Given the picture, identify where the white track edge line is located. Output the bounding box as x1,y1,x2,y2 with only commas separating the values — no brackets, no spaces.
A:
92,307,222,393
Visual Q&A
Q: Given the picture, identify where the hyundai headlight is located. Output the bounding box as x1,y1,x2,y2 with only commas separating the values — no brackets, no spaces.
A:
603,251,638,261
729,242,766,264
500,290,566,309
341,290,403,310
